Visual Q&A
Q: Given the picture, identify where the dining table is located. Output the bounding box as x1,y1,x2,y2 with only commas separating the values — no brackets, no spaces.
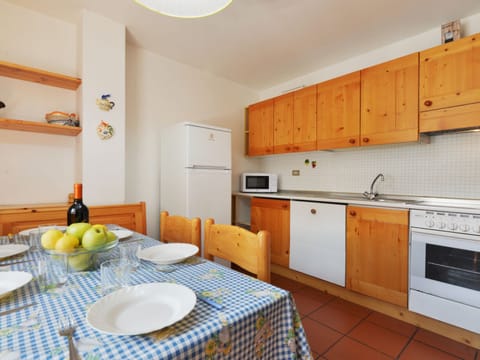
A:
0,226,313,359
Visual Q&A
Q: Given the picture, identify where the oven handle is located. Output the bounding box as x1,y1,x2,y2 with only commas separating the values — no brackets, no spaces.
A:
410,228,480,250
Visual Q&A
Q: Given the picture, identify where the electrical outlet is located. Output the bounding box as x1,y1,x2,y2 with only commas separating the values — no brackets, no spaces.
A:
292,170,300,176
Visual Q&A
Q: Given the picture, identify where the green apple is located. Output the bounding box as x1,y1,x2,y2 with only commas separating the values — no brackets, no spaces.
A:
68,252,92,271
106,230,117,243
82,227,107,250
66,222,91,243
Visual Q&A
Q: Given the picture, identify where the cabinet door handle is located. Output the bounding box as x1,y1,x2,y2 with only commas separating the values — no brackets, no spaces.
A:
310,209,316,215
349,210,356,216
348,138,356,144
424,100,433,107
362,137,369,143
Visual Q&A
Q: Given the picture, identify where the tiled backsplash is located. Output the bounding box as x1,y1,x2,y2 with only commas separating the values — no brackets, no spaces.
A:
259,132,480,199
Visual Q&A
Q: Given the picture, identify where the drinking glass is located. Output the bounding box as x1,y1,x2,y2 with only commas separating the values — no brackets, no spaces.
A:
37,254,69,293
119,242,142,269
100,259,133,296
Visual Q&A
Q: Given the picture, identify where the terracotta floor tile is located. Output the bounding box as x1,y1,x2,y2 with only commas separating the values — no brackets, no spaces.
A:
399,340,464,360
324,336,392,360
414,329,477,360
366,311,417,337
349,320,410,358
301,317,343,355
328,297,372,318
308,303,365,334
271,274,305,293
293,287,335,316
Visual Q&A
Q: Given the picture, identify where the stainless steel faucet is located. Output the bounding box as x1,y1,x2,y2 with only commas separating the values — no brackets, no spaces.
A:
363,173,384,200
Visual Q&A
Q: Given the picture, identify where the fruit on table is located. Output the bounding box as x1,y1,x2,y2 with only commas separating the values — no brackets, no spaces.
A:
41,229,64,250
106,230,117,242
55,234,80,251
68,251,92,271
66,222,92,243
82,226,107,250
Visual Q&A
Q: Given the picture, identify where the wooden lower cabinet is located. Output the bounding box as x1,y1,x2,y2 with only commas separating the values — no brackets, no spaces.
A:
250,197,290,267
346,205,409,307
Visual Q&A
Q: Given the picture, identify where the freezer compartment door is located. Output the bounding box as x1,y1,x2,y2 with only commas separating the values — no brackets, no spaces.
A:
186,124,231,169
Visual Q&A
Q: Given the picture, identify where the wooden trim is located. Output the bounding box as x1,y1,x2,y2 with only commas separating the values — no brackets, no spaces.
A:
0,202,147,235
0,118,82,136
0,60,81,90
272,264,480,349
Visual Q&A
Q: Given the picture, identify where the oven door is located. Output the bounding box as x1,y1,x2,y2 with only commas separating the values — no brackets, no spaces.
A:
410,228,480,308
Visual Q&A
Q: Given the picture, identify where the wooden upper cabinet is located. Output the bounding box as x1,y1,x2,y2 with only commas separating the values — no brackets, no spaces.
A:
360,53,419,146
247,99,274,156
346,206,409,307
293,85,317,152
273,92,294,153
419,33,480,133
274,85,317,154
317,72,360,150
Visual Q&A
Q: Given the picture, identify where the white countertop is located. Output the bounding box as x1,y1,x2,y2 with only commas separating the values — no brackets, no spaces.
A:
233,190,480,214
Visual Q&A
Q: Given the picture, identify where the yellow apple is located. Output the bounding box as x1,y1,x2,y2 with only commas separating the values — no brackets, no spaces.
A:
106,231,117,243
55,234,79,252
68,252,92,271
40,229,64,250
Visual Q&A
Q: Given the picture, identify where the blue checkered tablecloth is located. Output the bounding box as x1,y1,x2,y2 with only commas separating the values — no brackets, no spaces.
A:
0,230,312,359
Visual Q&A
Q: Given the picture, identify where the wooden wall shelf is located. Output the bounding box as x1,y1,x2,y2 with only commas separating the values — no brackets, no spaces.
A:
0,60,81,90
0,118,81,136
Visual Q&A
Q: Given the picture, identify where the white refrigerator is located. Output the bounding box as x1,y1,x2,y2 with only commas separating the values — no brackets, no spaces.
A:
160,122,232,255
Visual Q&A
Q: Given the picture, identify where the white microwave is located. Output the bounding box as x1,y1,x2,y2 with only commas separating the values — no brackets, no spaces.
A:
240,173,278,193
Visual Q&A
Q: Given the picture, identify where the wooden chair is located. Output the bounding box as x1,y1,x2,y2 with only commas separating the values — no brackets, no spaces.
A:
204,218,271,283
160,211,201,252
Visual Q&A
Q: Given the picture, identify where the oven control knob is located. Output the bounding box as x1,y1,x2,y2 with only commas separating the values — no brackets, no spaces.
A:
473,225,480,233
426,219,435,227
460,224,470,232
448,223,458,231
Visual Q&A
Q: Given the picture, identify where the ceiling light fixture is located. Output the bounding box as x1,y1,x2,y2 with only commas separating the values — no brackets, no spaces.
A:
133,0,233,19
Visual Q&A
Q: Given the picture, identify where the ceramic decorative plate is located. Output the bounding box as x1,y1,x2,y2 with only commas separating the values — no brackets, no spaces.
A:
0,244,30,259
137,243,199,265
86,283,196,335
0,271,33,298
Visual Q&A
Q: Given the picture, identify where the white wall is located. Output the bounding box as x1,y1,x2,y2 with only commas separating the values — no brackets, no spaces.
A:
80,11,126,205
254,12,480,200
125,45,258,237
0,0,77,204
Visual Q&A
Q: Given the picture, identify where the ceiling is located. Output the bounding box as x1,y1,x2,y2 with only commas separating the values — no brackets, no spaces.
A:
7,0,480,91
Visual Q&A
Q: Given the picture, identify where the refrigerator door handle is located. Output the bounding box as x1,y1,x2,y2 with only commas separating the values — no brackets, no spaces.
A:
190,165,230,170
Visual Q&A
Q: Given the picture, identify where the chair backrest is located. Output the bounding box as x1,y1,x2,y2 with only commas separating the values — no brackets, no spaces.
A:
160,211,201,251
204,218,271,283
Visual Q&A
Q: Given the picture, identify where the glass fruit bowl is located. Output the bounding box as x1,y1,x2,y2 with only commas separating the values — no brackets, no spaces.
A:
42,237,119,272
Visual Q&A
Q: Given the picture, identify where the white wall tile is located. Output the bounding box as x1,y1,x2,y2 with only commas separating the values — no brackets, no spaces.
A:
258,132,480,199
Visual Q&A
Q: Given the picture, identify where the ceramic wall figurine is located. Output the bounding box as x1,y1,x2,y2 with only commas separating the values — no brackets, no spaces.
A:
96,94,115,111
96,121,114,140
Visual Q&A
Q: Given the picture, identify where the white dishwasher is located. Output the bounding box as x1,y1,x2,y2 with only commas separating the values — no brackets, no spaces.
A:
290,200,346,286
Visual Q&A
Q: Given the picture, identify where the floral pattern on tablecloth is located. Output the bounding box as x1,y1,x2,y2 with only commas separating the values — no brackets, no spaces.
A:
254,312,273,358
204,313,232,359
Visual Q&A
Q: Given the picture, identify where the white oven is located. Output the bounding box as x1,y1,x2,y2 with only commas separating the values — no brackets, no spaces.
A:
409,209,480,333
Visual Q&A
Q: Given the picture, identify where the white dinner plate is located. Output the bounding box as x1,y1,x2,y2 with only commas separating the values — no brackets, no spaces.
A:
0,271,33,298
86,283,196,335
0,244,30,259
19,226,67,236
137,243,199,265
111,229,133,240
